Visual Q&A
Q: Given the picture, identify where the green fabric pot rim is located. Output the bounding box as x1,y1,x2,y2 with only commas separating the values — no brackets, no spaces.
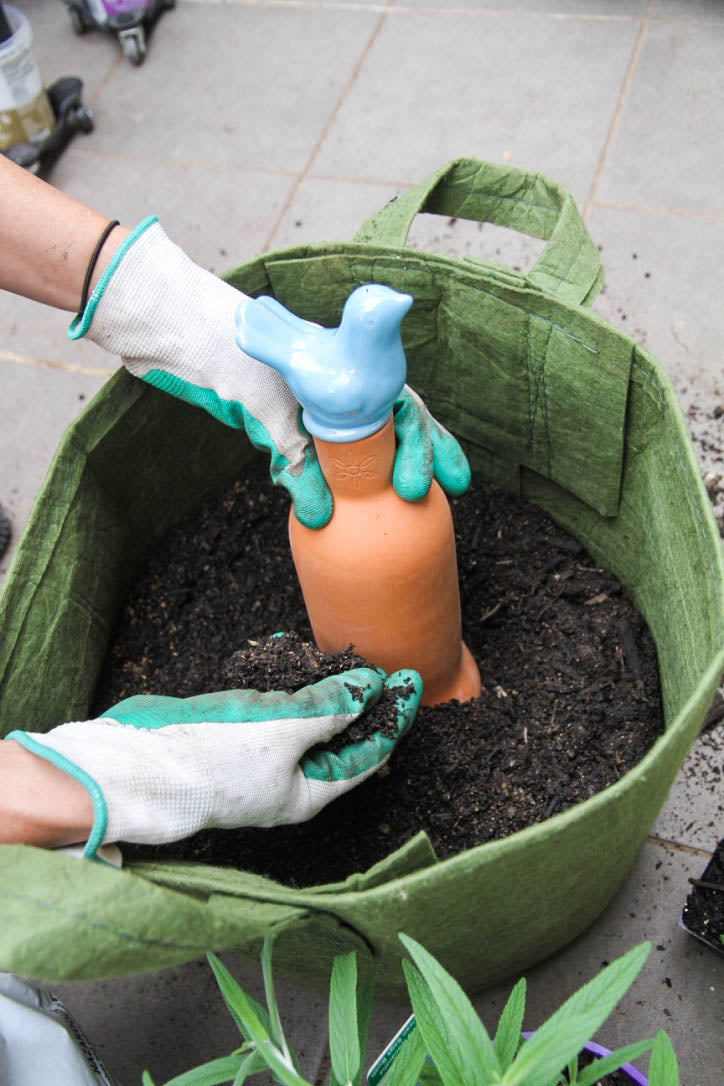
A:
0,157,722,995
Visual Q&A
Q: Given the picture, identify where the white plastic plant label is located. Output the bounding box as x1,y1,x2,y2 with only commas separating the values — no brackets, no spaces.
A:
367,1014,436,1085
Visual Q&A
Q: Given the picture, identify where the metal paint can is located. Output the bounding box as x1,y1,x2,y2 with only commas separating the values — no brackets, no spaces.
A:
0,5,54,150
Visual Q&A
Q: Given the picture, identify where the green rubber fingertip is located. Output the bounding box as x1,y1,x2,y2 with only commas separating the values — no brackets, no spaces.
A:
385,669,424,734
291,492,333,529
430,430,472,496
302,733,392,782
392,449,432,503
309,666,383,716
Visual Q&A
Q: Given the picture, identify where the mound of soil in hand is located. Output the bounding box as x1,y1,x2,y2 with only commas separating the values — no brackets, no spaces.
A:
681,838,724,957
221,632,408,749
94,461,664,887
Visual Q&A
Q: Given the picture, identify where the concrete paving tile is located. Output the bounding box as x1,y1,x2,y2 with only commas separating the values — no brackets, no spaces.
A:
268,175,401,249
595,20,724,213
79,2,380,174
653,724,724,853
652,0,724,18
407,210,547,270
588,205,724,401
365,841,724,1085
48,147,296,273
51,950,330,1086
21,0,121,100
0,356,109,581
313,13,639,200
397,0,646,12
0,289,114,375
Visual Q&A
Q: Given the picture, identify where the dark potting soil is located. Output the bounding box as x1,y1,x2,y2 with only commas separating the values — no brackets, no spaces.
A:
681,838,724,957
93,460,665,887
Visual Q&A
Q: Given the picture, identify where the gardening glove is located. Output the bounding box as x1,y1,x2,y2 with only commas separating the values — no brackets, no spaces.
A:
392,385,471,501
68,215,331,528
68,216,470,526
5,667,422,861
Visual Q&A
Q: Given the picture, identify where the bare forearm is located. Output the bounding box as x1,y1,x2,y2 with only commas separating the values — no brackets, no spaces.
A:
0,156,130,311
0,739,93,847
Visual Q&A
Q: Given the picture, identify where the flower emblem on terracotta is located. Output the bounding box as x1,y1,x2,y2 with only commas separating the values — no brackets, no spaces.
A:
331,450,378,488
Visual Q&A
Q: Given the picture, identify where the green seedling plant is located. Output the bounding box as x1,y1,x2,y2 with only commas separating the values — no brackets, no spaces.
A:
141,935,679,1086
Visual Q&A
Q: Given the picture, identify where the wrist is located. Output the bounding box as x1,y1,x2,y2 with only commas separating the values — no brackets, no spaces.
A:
86,222,131,301
0,738,94,847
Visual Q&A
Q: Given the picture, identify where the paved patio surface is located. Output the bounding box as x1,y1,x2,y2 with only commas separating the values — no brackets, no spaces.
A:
1,0,723,1082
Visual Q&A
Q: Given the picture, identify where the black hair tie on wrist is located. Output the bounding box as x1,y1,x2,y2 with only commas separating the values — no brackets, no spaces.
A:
78,219,120,316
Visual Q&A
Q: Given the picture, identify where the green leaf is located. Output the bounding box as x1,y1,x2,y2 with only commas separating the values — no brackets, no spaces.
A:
575,1040,653,1086
378,1022,430,1086
354,961,377,1086
402,963,461,1086
399,934,500,1085
502,943,651,1086
493,978,526,1071
261,937,300,1073
262,936,285,1049
206,953,272,1044
162,1053,244,1085
142,1074,156,1086
206,955,309,1086
648,1030,680,1086
232,1049,271,1085
329,952,361,1086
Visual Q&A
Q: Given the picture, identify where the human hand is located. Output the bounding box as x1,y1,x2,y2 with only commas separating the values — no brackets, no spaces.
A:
70,218,470,526
5,668,422,860
392,385,471,500
68,216,333,528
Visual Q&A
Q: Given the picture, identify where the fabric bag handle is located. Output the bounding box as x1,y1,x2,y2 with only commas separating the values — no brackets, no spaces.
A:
355,158,603,307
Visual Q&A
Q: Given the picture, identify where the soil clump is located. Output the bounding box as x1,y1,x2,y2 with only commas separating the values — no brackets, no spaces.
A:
93,460,665,887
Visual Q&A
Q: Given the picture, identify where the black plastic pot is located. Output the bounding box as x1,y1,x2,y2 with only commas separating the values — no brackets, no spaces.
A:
680,837,724,959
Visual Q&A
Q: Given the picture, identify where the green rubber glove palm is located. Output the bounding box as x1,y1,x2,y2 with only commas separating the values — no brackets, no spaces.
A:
6,667,422,861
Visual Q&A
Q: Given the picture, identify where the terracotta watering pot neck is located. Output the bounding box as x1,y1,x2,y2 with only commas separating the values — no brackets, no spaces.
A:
312,415,395,498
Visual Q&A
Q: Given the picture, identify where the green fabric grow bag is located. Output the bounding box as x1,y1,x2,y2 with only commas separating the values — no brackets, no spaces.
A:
1,159,722,995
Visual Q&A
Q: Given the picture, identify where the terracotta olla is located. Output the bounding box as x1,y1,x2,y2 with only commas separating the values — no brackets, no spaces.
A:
235,280,481,706
0,158,723,994
290,419,481,706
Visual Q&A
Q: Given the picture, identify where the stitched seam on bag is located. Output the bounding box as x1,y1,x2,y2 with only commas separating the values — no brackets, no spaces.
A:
632,362,724,648
0,889,212,951
526,316,554,476
524,316,600,478
552,230,588,297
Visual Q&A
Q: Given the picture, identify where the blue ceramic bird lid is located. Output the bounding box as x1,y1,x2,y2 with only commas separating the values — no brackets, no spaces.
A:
235,283,413,442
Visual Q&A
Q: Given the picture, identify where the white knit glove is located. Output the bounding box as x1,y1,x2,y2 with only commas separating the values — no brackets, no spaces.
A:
5,668,421,860
68,217,471,526
68,216,332,527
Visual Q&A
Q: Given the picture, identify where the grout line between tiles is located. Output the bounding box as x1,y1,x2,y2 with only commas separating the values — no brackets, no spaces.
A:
86,54,125,110
0,349,114,378
262,2,393,251
583,0,652,224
